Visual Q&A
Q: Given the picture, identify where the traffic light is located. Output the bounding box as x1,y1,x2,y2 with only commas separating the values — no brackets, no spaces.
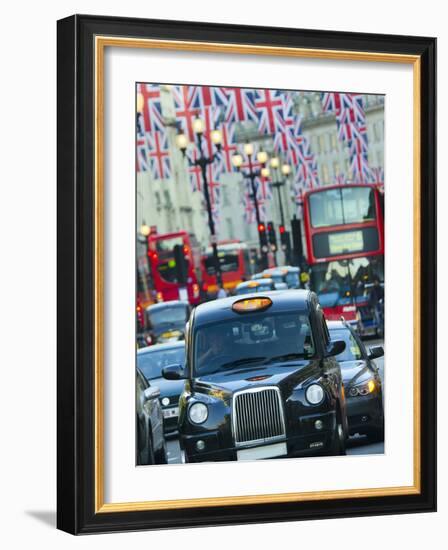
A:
173,244,188,284
279,225,291,258
258,223,268,252
290,217,304,266
267,221,277,252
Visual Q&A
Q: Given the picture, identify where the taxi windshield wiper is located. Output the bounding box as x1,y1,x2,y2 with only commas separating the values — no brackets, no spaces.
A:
220,357,266,369
263,352,306,364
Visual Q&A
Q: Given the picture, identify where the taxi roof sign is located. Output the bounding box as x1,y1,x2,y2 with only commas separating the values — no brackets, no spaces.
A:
232,297,273,313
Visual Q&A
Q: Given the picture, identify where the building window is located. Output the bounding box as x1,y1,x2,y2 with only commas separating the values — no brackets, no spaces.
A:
330,133,338,151
319,134,326,154
373,120,383,142
322,164,329,184
226,218,235,239
222,185,231,207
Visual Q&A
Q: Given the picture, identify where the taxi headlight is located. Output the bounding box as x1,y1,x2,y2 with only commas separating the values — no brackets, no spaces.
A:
305,384,325,405
188,402,208,424
349,379,376,397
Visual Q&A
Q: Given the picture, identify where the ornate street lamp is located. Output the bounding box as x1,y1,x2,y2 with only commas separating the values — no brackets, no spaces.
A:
175,116,223,287
270,157,292,263
270,156,291,228
232,143,270,269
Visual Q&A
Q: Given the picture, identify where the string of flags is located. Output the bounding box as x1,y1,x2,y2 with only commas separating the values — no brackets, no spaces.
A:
136,84,383,225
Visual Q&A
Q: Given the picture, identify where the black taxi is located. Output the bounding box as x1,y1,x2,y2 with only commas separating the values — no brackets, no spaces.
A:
163,290,348,463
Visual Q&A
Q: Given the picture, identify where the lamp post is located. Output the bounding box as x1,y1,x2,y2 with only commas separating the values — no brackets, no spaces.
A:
270,157,292,264
232,143,270,270
137,222,153,300
175,116,223,287
269,157,291,227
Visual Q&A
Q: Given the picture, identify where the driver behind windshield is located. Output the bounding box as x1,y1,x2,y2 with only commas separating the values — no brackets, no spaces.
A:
197,325,229,370
195,313,314,376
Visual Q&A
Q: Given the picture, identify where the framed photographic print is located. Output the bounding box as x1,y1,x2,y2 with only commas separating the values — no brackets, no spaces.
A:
57,14,436,534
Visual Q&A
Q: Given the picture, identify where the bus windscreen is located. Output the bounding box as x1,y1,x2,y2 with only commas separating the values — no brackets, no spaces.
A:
309,187,376,228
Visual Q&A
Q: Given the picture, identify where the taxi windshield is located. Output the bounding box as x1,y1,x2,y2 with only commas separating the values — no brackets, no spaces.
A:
138,346,186,380
285,271,300,287
193,311,315,376
329,328,363,361
147,305,187,326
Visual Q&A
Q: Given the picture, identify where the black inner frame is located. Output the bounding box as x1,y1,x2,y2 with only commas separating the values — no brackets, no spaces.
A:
57,14,436,534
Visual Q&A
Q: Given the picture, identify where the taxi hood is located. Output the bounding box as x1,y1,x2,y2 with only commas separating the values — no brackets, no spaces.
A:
192,360,316,396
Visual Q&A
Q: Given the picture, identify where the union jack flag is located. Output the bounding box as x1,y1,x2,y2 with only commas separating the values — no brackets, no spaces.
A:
256,196,268,222
172,85,201,140
292,181,305,216
137,83,165,133
350,153,371,184
322,92,353,116
147,131,171,179
136,135,150,173
197,86,229,110
333,173,346,185
219,123,238,172
255,175,272,201
206,163,222,209
255,89,285,135
198,106,224,163
223,87,258,124
242,190,256,224
188,150,203,192
370,166,384,184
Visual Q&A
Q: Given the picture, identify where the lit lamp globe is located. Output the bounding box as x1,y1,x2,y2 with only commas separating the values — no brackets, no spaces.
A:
210,129,222,145
257,150,268,164
270,156,280,169
261,167,270,178
231,154,243,170
281,164,292,176
192,117,204,135
136,92,144,113
175,132,189,153
243,142,254,156
140,223,151,237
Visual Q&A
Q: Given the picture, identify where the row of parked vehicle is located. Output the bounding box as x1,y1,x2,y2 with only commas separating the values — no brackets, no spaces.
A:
136,288,384,465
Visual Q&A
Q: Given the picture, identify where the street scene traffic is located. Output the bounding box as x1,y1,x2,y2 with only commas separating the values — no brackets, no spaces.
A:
135,83,385,465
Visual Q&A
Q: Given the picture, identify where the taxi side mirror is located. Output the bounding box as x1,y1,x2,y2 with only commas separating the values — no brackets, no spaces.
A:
326,340,346,357
368,345,384,360
162,364,186,380
143,386,160,401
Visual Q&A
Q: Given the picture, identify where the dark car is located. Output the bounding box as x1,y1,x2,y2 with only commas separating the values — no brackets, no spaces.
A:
163,290,348,463
144,300,190,346
136,368,167,465
138,342,186,435
235,279,276,295
327,320,384,441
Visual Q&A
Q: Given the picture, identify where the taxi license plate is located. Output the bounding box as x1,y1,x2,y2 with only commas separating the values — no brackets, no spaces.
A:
237,442,287,461
163,407,179,418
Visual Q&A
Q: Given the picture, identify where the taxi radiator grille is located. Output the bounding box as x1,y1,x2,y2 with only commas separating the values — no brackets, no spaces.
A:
233,388,286,445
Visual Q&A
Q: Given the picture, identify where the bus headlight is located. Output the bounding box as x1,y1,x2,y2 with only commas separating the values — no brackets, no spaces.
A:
305,384,325,405
188,402,208,424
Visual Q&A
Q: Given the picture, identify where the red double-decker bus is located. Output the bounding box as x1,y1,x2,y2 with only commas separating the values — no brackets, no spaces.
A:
201,240,254,296
302,183,384,336
147,231,202,306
